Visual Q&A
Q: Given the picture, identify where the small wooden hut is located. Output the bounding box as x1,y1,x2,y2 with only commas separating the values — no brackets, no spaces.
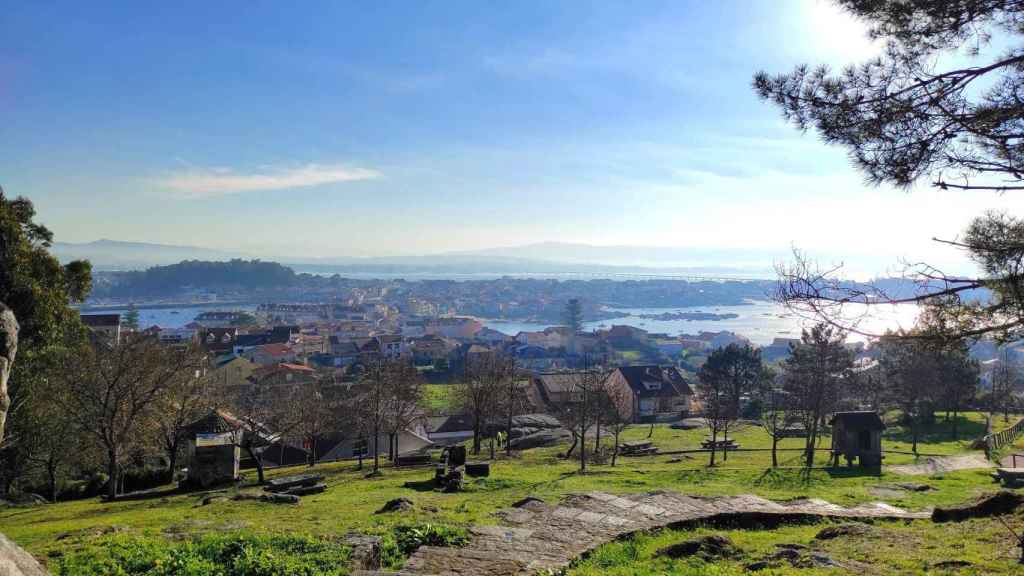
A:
829,411,885,467
184,410,241,488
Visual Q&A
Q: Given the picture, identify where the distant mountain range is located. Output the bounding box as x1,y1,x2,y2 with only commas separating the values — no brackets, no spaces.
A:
51,239,785,279
52,239,252,269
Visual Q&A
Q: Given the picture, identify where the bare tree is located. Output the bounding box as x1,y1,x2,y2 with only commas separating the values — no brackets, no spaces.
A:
456,353,507,456
990,349,1023,423
598,377,632,467
782,324,854,468
54,336,193,499
501,362,526,458
760,382,798,469
150,348,210,481
291,379,336,467
548,369,602,473
229,378,283,484
350,359,422,473
382,360,423,466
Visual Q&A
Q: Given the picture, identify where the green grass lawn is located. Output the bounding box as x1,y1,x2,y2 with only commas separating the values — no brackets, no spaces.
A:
1,413,1017,574
421,383,458,413
568,513,1024,575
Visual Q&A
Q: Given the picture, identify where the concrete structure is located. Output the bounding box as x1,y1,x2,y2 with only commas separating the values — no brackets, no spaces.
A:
829,411,885,467
184,411,240,488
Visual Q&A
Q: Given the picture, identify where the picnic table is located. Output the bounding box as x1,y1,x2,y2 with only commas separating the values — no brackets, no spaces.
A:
619,440,658,456
701,438,739,451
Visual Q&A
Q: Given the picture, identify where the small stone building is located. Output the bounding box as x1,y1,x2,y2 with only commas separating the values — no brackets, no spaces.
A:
829,411,885,467
184,410,241,488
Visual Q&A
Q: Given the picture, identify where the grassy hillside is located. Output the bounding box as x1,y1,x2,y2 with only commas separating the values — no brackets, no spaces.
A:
1,413,1019,574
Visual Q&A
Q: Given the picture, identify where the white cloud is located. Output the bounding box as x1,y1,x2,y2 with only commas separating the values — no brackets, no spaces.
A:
157,163,380,197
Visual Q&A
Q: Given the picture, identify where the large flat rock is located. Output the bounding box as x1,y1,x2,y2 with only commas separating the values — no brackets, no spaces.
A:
366,490,927,576
0,532,47,576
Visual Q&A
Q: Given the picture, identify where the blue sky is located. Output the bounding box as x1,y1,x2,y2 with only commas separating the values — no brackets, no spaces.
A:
3,1,1022,274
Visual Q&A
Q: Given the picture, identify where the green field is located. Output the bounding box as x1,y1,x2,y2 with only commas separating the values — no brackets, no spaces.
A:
2,412,1022,574
421,383,458,413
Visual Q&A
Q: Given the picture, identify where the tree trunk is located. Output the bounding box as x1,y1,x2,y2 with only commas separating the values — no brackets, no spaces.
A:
506,408,513,457
952,407,959,441
244,444,266,484
594,420,601,455
489,436,495,460
647,422,654,438
166,440,179,484
722,422,729,462
805,424,817,468
565,435,578,458
106,447,118,500
47,461,58,503
579,422,587,473
708,427,717,467
373,429,380,472
771,435,778,468
472,420,482,454
612,428,620,467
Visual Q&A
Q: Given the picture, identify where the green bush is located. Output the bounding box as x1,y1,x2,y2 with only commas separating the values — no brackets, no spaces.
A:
379,523,469,567
55,533,352,576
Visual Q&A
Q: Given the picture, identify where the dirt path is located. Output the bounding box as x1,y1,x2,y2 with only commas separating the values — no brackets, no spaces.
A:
888,453,994,476
361,491,927,576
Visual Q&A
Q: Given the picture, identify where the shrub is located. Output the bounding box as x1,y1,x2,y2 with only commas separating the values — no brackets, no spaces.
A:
389,523,469,558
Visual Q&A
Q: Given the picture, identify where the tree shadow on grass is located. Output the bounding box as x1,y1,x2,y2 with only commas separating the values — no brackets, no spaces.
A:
825,466,882,480
752,465,880,489
882,415,987,448
401,479,440,492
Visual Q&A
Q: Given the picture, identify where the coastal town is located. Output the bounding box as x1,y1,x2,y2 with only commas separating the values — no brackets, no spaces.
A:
9,1,1024,575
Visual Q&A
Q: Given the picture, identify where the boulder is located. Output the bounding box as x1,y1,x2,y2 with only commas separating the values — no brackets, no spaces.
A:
509,429,572,450
441,468,464,493
655,535,738,560
465,462,490,478
0,303,18,444
344,534,383,570
281,484,327,497
512,496,544,508
264,473,323,492
815,523,871,540
511,414,563,430
0,532,47,576
260,493,300,505
377,498,414,514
